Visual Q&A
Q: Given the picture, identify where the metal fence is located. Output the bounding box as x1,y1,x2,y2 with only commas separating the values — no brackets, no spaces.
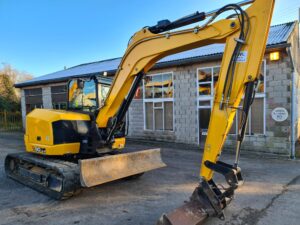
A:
0,111,23,131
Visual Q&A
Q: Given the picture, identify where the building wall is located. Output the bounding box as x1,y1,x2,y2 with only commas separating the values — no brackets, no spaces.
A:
20,59,294,154
20,52,296,156
128,61,221,144
20,83,66,128
226,52,292,155
20,89,26,128
127,52,296,155
288,22,300,141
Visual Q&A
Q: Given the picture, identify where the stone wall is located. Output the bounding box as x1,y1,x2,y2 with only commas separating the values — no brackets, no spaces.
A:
225,52,293,155
20,51,296,156
21,84,63,129
128,53,295,155
128,60,218,145
20,89,26,129
42,86,53,109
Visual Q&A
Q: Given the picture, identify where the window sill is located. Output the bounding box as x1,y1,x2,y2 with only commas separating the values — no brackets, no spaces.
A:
228,134,266,137
143,129,174,133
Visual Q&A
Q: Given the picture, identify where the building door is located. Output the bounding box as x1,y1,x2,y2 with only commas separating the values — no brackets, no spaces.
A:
198,107,211,145
197,66,220,145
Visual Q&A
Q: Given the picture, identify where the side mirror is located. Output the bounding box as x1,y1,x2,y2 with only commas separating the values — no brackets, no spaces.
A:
77,79,85,89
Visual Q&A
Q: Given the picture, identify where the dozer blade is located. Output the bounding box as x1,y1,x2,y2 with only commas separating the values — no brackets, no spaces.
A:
79,148,166,187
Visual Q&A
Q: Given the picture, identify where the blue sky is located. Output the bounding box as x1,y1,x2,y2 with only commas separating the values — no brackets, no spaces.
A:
0,0,299,77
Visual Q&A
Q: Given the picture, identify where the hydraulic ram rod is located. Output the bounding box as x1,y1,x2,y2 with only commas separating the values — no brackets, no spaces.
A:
206,0,254,17
148,0,254,34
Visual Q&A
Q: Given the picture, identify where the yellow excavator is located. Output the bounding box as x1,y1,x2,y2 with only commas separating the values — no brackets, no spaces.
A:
5,0,274,224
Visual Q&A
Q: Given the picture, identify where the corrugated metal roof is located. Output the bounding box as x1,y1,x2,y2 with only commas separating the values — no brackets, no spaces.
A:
16,21,296,88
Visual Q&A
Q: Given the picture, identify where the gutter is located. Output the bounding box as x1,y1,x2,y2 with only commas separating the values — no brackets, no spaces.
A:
14,72,114,88
287,46,296,159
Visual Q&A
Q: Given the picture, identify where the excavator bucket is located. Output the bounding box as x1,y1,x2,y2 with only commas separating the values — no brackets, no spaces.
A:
157,202,208,225
156,182,224,225
79,148,166,187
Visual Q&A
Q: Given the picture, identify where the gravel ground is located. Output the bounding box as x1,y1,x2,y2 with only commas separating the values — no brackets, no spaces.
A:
0,132,300,225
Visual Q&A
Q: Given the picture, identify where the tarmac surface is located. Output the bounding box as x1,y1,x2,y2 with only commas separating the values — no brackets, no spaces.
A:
0,132,300,225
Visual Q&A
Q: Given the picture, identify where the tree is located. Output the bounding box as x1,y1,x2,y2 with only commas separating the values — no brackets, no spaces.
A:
0,64,33,112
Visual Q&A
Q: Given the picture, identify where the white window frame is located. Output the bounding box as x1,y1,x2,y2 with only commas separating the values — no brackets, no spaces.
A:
197,66,220,101
196,60,266,144
230,60,267,136
196,66,220,143
143,72,174,131
52,102,67,110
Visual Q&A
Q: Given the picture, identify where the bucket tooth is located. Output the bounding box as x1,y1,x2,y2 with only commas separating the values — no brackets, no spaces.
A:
79,148,166,187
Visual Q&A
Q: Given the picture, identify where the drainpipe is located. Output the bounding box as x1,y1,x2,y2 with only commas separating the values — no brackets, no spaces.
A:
287,47,296,159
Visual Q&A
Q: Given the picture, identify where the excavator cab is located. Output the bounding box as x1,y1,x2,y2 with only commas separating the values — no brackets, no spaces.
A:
67,76,111,112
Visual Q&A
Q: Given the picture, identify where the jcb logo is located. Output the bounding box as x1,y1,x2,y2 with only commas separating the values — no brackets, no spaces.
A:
32,146,46,154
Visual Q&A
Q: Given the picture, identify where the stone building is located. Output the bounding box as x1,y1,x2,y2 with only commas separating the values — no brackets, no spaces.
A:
15,21,300,157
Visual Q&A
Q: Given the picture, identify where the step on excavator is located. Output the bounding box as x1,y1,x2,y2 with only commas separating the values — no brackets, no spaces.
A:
5,0,274,224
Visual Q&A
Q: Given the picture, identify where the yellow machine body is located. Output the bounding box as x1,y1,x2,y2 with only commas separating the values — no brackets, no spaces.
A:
24,108,126,155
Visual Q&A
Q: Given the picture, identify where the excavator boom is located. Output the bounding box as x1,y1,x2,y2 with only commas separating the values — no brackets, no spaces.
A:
92,0,274,224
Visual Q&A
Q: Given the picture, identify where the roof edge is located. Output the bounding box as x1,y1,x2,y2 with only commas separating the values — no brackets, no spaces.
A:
14,71,115,88
16,20,296,89
284,21,298,43
15,42,291,89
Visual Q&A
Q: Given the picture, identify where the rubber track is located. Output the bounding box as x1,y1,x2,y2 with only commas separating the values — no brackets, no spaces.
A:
5,153,81,200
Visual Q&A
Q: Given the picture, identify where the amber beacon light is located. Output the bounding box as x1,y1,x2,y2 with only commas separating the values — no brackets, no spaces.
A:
270,51,280,61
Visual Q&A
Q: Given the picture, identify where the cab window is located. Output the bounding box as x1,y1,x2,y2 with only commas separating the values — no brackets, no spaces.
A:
98,84,110,107
68,79,97,111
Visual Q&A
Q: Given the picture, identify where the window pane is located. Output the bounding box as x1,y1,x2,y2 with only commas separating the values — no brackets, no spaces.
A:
26,95,43,104
134,83,143,99
60,102,67,110
68,79,97,111
98,84,110,107
257,62,265,93
199,108,211,130
154,108,163,130
213,67,220,92
53,103,58,109
237,102,250,135
229,114,237,134
144,76,153,98
198,68,212,82
251,98,264,134
154,102,162,108
199,83,212,95
152,75,163,98
25,88,42,96
83,80,97,107
52,93,67,102
51,85,67,94
198,68,212,96
162,73,173,98
145,102,153,130
164,102,173,130
199,100,211,107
